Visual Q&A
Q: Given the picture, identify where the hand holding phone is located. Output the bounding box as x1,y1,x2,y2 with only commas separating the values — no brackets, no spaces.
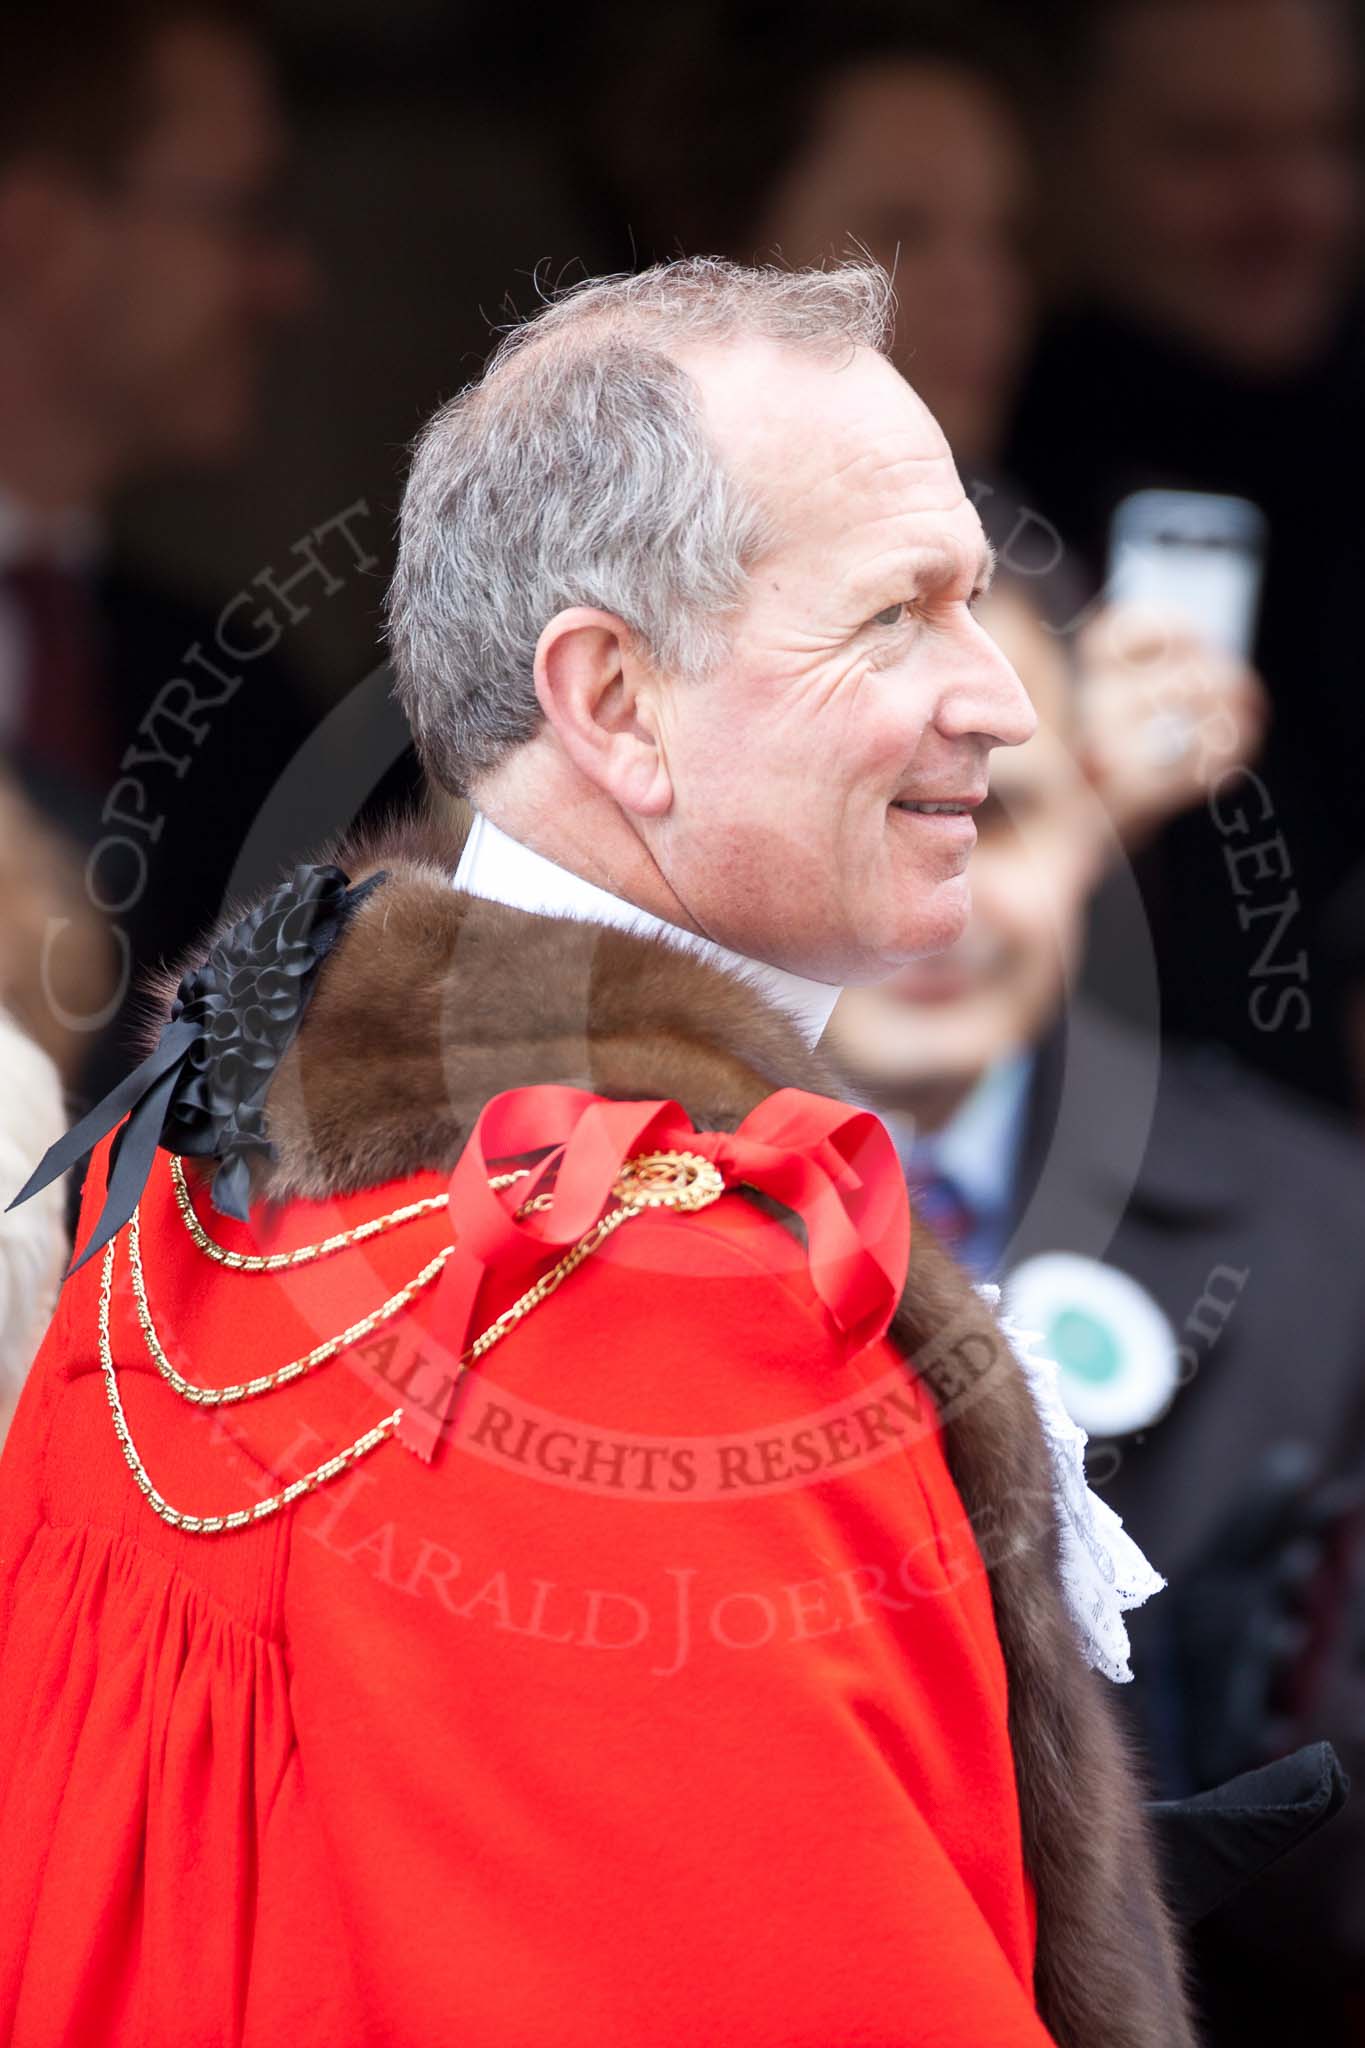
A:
1106,489,1267,660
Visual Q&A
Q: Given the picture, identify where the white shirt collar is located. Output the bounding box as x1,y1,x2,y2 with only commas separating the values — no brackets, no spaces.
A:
452,811,843,1049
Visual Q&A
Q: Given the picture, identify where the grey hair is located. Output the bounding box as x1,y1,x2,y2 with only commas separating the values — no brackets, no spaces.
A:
385,254,897,796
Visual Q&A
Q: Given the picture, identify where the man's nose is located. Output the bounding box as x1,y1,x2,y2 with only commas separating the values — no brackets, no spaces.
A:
938,621,1038,750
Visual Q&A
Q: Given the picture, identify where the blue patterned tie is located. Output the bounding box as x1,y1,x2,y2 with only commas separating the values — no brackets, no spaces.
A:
906,1163,980,1267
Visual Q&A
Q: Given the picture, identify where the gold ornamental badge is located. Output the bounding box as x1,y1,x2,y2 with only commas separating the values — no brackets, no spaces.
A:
611,1151,726,1213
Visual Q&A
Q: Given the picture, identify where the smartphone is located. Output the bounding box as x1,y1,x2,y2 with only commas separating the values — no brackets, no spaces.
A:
1106,489,1267,659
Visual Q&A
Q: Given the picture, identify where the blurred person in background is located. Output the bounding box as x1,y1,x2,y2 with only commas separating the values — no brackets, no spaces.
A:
0,1012,65,1452
1006,0,1365,1111
0,774,117,1086
0,0,320,1101
575,5,1037,484
0,1010,65,1452
0,773,114,1446
740,5,1035,478
829,577,1365,2044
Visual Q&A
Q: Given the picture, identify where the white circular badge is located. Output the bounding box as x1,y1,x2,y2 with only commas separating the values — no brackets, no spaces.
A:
1002,1253,1181,1438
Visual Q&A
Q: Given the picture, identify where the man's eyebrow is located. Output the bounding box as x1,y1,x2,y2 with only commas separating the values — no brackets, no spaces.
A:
850,538,998,606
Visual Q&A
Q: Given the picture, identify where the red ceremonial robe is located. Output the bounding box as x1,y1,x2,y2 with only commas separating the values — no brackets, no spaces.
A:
0,1089,1057,2046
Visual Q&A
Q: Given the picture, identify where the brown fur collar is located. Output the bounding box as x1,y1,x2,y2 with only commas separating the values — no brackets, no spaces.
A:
159,809,1195,2047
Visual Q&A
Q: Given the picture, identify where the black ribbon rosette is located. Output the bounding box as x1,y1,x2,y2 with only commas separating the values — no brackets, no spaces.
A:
7,862,386,1276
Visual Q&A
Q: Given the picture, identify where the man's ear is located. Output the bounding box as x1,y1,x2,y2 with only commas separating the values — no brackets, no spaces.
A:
533,607,673,817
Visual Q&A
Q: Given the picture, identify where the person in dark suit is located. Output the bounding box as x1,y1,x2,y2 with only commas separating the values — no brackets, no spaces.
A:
0,1,343,1100
827,575,1365,2044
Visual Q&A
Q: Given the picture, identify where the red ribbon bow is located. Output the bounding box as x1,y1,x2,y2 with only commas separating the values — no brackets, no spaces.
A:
358,1085,910,1460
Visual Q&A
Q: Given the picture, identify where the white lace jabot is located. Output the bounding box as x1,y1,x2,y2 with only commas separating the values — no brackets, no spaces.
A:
977,1282,1165,1684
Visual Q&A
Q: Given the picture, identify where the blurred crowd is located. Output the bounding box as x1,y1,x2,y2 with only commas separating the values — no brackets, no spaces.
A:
2,0,1365,2038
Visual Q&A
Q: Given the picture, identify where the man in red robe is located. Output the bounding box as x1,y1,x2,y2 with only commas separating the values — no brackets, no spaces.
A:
0,256,1197,2045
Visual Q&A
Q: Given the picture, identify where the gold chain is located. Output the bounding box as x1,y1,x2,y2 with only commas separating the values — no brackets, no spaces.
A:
129,1204,456,1406
100,1148,725,1535
464,1203,634,1360
100,1196,638,1534
99,1238,405,1535
169,1152,533,1270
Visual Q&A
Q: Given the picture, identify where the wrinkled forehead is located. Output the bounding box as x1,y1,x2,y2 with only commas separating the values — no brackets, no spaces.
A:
675,334,983,581
676,338,948,503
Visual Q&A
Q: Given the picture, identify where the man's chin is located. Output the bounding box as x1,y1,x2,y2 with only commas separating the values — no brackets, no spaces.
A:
885,879,971,970
789,876,972,985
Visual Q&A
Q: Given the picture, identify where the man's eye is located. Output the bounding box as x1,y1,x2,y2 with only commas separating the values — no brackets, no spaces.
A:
871,602,906,627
